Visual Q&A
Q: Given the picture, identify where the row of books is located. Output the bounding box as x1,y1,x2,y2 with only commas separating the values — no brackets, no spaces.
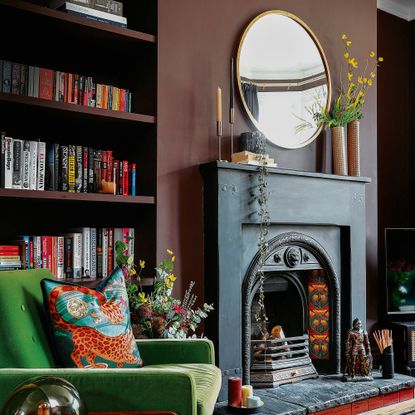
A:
0,60,132,113
14,228,135,279
50,1,127,28
0,133,137,195
0,245,21,269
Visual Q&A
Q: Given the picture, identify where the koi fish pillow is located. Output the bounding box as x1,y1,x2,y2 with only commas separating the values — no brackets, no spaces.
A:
41,267,142,368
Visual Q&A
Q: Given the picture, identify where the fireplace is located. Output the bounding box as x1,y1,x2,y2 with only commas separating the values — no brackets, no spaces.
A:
200,162,370,400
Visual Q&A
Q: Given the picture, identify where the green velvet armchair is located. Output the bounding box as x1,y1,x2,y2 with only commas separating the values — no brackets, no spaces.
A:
0,270,221,415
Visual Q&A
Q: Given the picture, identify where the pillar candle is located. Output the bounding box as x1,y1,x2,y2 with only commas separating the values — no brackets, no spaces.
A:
247,396,262,408
217,87,222,122
228,377,242,407
241,385,253,407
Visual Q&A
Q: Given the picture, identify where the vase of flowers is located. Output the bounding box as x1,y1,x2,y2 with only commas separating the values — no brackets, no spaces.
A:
115,242,214,339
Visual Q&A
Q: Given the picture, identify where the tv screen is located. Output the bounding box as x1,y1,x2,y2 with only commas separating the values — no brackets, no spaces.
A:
386,228,415,314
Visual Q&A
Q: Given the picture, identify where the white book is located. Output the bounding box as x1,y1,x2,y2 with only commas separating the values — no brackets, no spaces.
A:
33,67,40,98
128,228,134,260
35,236,42,269
83,227,91,277
96,84,102,109
102,228,108,278
29,141,38,190
63,2,126,23
28,66,34,97
12,139,23,189
22,140,31,190
54,71,60,102
3,137,13,189
90,228,97,278
37,141,46,191
66,232,82,279
56,236,65,279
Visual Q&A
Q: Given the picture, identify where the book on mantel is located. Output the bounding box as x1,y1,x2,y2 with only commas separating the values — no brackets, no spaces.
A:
231,150,277,167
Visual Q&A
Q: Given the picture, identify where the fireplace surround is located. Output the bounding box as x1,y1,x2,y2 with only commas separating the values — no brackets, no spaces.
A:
200,162,371,400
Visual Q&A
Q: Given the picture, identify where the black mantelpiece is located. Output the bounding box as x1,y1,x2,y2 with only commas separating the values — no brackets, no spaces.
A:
200,162,371,400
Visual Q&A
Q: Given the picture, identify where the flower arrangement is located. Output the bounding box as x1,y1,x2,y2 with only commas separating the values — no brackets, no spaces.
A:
313,34,383,128
115,241,214,339
387,258,415,311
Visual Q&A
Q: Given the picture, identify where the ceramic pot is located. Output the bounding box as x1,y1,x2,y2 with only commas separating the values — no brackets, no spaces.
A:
347,120,360,176
331,126,347,175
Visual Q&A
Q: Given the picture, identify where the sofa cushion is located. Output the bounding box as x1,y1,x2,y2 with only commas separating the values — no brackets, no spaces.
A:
146,363,222,415
41,267,142,368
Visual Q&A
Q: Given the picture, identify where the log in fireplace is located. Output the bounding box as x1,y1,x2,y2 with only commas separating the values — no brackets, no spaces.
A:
200,162,370,400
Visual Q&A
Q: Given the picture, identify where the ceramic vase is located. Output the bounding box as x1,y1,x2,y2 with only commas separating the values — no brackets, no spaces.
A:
347,120,360,176
331,126,347,175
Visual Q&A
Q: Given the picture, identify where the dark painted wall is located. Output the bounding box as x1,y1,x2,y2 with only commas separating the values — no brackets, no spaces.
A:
377,10,412,319
157,0,378,326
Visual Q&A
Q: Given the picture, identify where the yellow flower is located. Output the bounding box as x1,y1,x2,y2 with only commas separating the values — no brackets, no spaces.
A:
168,273,177,281
363,77,368,84
165,278,172,289
172,255,176,263
129,268,137,276
347,72,353,81
139,260,146,269
346,41,352,46
370,51,375,58
358,76,363,84
367,79,373,86
378,57,384,62
370,72,376,78
361,99,365,105
348,58,358,69
138,292,147,303
344,52,349,59
166,249,173,255
342,34,347,40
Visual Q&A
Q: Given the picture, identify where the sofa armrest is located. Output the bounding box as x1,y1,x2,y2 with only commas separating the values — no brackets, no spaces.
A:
0,368,197,415
136,338,215,365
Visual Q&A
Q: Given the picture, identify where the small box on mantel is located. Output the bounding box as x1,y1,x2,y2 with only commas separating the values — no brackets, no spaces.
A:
231,151,277,167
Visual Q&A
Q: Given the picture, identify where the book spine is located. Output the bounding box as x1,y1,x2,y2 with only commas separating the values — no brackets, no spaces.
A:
22,140,31,190
113,160,118,194
41,236,48,269
106,150,113,182
47,236,53,273
60,145,68,191
51,236,57,276
67,144,76,192
33,237,37,268
96,84,102,108
82,146,88,193
29,237,34,269
56,236,65,279
12,139,22,189
46,143,55,191
122,160,128,195
59,71,65,102
63,2,127,23
33,67,40,97
90,227,97,278
29,141,38,190
64,236,73,278
67,73,73,103
4,137,13,189
82,228,91,277
21,236,30,270
37,142,46,191
73,233,82,279
128,228,135,261
11,63,20,95
101,150,108,185
20,64,27,96
0,132,6,188
102,228,108,277
75,145,83,192
39,68,54,100
79,75,85,105
27,66,34,97
54,70,60,101
93,149,102,192
73,74,79,104
2,61,11,93
131,162,136,196
107,227,113,275
96,228,103,278
35,236,42,269
88,147,94,192
93,0,123,16
53,143,60,191
118,157,123,195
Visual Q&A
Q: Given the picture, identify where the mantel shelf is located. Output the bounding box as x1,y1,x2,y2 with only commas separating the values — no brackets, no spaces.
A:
0,189,155,205
0,0,157,44
0,93,156,124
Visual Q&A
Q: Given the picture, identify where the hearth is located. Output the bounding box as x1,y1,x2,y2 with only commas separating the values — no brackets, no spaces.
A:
200,162,370,400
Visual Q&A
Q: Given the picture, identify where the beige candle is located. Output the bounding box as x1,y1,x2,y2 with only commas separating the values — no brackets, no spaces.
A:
241,385,253,407
216,87,222,122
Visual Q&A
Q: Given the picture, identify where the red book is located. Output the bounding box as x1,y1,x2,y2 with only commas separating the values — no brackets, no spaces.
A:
41,236,48,269
107,227,114,275
122,160,129,195
122,228,129,254
106,150,113,183
39,69,54,100
73,74,79,104
29,240,34,269
120,89,126,112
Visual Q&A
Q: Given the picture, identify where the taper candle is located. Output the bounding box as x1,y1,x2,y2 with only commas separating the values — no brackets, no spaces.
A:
228,377,242,407
217,87,222,122
241,385,253,407
230,58,234,110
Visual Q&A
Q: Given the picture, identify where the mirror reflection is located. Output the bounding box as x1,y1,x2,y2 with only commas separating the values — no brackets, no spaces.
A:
237,11,331,149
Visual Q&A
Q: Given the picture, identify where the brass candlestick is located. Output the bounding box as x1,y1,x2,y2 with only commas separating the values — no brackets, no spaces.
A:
229,107,234,158
217,120,223,161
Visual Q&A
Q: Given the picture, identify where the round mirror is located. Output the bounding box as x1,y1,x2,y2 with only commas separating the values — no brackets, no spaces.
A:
237,11,331,149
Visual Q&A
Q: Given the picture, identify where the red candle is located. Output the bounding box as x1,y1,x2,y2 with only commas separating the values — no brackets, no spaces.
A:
228,377,242,407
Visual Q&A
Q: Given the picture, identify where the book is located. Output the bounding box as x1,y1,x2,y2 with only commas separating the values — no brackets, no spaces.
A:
22,140,31,190
19,64,27,96
56,236,65,279
3,136,13,189
33,67,40,98
37,141,46,191
64,236,73,278
131,163,136,196
0,61,3,93
46,143,57,191
49,0,123,16
39,68,54,100
96,228,103,278
67,232,82,279
60,145,68,191
102,228,108,277
29,141,38,190
12,139,23,189
2,61,11,93
68,145,76,192
75,145,83,192
107,227,114,275
28,65,34,97
90,227,97,278
88,147,94,192
60,2,127,24
11,63,20,95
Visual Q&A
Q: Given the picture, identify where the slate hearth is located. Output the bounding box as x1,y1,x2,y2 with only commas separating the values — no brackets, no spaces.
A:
214,372,415,414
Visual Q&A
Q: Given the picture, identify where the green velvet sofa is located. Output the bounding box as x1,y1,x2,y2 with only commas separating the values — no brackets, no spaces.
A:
0,269,222,415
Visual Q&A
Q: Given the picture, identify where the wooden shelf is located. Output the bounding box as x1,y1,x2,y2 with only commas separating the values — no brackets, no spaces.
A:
0,188,155,205
0,0,157,44
0,93,156,124
57,276,154,287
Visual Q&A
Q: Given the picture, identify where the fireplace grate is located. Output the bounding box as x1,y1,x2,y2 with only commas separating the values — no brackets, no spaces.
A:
251,334,318,387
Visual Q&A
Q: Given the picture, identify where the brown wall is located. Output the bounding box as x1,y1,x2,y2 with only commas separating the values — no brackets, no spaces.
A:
157,0,378,326
377,11,412,317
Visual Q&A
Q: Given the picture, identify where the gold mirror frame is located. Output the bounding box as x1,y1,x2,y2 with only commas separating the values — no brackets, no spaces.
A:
236,10,332,149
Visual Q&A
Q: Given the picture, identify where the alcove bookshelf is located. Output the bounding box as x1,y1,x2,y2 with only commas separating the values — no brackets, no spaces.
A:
0,0,157,286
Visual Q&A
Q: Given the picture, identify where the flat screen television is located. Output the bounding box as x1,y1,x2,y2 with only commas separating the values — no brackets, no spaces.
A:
385,228,415,316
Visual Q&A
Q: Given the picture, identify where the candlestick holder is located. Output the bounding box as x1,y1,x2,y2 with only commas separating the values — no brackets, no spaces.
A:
217,120,224,161
229,107,235,159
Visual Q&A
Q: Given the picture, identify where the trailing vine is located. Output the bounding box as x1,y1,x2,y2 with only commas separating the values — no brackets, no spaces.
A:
253,131,270,337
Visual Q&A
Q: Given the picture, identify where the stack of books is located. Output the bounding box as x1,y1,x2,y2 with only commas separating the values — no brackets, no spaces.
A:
49,0,127,28
0,245,21,271
231,151,277,167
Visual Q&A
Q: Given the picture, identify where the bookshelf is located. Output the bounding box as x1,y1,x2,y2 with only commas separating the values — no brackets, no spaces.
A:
0,0,157,284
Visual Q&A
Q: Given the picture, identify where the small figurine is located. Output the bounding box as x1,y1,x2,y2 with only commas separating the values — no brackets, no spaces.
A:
343,318,373,382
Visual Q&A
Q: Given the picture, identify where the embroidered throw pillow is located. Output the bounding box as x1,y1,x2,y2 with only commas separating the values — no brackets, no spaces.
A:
41,267,142,368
